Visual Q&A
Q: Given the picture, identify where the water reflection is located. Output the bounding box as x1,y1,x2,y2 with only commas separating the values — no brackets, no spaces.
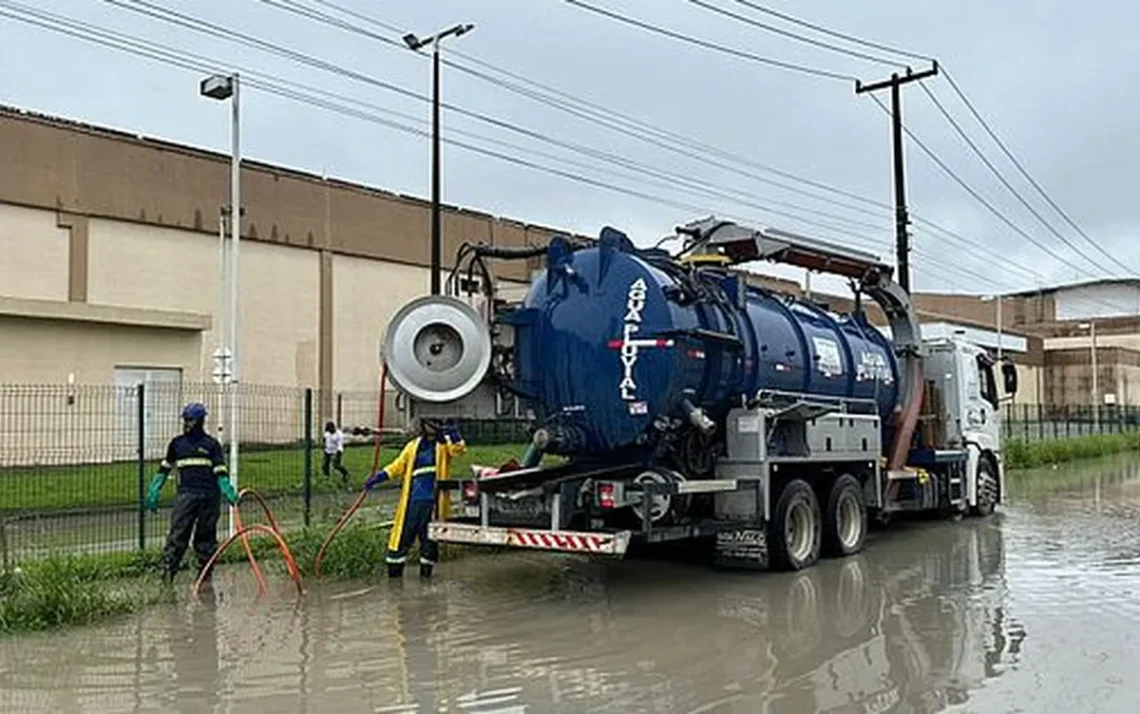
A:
0,513,1029,714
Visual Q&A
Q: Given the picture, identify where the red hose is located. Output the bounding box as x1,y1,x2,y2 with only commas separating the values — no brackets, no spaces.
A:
316,363,388,580
193,523,304,598
370,362,389,475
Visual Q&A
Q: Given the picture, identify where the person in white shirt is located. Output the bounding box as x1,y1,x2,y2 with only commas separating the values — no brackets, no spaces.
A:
322,421,350,486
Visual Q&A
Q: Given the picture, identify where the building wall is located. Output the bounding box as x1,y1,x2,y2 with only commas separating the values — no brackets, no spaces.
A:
1043,347,1140,407
0,203,70,301
1054,283,1140,321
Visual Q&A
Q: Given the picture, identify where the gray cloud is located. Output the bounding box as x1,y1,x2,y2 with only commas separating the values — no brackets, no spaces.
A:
1,0,1135,298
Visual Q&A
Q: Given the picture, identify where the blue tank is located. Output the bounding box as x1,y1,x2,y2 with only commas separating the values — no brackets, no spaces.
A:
503,228,900,457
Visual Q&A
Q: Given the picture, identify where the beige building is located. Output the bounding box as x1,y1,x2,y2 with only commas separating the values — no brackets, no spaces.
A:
0,105,579,432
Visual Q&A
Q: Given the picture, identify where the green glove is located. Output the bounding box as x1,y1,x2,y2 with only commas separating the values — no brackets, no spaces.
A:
218,477,239,506
145,473,166,512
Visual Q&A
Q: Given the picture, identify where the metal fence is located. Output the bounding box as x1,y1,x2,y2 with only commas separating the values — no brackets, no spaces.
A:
0,382,532,565
1001,403,1140,442
3,383,1139,566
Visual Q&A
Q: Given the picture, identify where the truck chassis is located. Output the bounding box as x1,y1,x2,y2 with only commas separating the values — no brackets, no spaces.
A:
429,389,997,572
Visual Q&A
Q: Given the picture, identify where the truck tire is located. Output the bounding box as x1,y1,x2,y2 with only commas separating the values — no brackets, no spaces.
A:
768,479,821,571
822,474,866,558
969,459,998,518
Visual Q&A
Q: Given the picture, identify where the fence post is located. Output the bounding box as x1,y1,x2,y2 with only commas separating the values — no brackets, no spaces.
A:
136,383,147,552
303,388,313,529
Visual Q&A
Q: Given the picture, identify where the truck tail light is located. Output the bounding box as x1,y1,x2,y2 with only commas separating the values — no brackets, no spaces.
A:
597,482,616,509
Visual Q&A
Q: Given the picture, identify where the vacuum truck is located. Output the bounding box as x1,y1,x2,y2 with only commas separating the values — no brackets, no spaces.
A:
381,217,1018,571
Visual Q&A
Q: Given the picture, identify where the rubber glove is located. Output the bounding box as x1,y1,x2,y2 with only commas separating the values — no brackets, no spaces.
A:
442,420,462,443
145,473,167,512
218,477,239,506
364,470,388,492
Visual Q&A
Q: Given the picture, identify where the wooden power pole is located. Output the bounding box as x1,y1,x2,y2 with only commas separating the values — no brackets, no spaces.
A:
856,62,939,294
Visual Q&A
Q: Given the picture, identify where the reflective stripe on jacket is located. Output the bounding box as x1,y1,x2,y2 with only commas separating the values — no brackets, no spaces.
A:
379,433,467,553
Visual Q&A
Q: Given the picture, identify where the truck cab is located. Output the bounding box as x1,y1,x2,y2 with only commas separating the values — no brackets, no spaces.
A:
921,336,1016,517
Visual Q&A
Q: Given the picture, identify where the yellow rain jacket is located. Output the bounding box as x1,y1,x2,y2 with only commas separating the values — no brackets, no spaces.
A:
379,433,467,552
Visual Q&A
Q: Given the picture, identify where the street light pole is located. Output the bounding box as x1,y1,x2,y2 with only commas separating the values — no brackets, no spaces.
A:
1091,320,1099,432
201,72,241,538
1079,321,1099,432
403,23,475,295
431,43,441,295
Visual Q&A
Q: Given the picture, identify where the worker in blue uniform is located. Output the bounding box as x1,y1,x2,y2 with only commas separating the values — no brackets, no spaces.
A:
364,417,466,578
144,402,239,582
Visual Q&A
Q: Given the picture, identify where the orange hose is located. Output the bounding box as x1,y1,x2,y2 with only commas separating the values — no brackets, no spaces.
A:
233,500,268,595
193,523,304,598
314,488,368,580
235,488,300,584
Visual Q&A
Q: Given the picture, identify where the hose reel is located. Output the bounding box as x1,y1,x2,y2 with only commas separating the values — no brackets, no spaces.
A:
383,295,493,403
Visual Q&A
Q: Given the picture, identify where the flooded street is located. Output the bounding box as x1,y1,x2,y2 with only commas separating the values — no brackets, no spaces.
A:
4,457,1140,713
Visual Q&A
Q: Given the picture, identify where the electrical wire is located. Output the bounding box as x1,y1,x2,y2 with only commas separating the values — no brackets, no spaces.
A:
0,2,1056,293
253,0,1059,289
664,0,1134,283
725,0,932,63
681,0,903,67
558,0,854,81
865,92,1102,280
939,67,1134,275
917,81,1118,277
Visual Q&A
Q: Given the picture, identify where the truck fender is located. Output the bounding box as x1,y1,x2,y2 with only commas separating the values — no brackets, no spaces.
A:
965,441,1002,512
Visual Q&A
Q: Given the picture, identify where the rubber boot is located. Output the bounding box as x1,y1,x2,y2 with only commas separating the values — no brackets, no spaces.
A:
419,563,434,579
388,563,404,578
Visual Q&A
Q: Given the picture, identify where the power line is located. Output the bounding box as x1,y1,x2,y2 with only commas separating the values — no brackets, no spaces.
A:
918,81,1118,277
681,0,902,67
558,0,853,81
725,0,931,63
108,0,898,229
940,67,1133,275
303,0,892,214
697,0,1135,279
0,2,1007,293
866,92,1101,280
267,0,1054,289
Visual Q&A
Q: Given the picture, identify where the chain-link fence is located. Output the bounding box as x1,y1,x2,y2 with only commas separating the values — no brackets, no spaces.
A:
0,382,532,566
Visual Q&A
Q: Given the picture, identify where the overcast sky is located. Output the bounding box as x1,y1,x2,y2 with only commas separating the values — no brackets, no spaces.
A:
2,0,1136,298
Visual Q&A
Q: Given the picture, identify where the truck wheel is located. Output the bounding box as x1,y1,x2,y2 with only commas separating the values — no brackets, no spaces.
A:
629,468,689,527
768,479,821,571
970,459,998,518
822,474,866,558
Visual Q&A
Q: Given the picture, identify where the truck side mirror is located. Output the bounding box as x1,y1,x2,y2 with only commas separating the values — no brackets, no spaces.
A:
1001,362,1018,395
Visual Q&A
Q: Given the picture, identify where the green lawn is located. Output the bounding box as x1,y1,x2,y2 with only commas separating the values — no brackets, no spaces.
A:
1,442,530,514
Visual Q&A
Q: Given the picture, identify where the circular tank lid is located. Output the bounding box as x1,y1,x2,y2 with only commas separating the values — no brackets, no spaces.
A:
383,295,492,403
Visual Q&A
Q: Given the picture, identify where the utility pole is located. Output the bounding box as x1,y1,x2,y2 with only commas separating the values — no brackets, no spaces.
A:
403,23,475,295
855,62,939,294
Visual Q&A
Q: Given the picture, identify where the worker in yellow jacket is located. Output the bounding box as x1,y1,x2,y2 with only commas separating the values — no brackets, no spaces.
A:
365,417,466,578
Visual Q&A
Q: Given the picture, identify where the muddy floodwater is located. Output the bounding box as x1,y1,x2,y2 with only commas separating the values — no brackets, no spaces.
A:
5,457,1140,713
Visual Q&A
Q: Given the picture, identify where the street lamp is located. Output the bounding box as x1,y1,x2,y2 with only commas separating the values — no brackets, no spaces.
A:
403,23,475,295
200,71,241,538
1078,321,1099,432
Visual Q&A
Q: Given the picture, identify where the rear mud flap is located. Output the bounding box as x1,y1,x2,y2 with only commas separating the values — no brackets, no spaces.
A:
713,523,769,570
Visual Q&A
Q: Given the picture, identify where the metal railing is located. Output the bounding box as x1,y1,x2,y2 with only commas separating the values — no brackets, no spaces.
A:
1001,403,1140,442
